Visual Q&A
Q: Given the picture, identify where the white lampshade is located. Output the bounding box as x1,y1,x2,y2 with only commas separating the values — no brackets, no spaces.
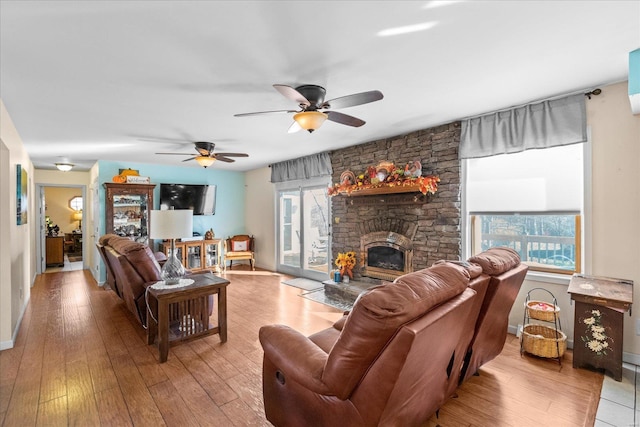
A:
149,209,193,240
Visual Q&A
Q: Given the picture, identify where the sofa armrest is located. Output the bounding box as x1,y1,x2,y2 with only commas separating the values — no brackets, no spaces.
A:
259,324,333,396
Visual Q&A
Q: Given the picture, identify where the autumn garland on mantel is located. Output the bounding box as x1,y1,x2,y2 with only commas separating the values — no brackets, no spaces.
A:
328,175,440,196
327,161,440,197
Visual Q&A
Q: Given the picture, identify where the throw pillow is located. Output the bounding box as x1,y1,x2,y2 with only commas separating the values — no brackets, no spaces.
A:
232,240,248,251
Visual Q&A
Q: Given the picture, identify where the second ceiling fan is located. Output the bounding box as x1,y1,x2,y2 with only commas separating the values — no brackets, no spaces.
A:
155,141,248,168
234,84,384,133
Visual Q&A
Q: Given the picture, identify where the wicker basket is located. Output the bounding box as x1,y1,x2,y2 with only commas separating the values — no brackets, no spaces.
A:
521,324,567,358
525,300,560,322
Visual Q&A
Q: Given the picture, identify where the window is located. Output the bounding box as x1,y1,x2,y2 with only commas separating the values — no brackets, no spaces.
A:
69,196,83,211
466,143,584,275
470,214,581,274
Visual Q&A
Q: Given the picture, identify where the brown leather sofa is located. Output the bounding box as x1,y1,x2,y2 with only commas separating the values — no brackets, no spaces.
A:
459,247,528,383
259,248,527,426
259,262,481,426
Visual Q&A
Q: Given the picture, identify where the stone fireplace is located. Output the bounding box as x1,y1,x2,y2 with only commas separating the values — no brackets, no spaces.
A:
329,122,462,279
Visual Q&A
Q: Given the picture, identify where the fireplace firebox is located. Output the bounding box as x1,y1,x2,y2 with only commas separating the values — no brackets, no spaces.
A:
361,231,413,281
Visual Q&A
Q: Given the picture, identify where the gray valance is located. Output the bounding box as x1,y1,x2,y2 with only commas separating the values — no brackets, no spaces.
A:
270,152,333,183
460,93,587,159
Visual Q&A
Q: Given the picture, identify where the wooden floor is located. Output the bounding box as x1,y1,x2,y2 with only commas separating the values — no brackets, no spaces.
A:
0,267,603,426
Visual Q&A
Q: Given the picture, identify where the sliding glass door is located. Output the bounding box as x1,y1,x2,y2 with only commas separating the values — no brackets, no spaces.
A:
276,178,331,281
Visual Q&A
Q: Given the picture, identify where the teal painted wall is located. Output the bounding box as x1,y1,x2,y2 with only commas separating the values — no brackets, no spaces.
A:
97,160,246,281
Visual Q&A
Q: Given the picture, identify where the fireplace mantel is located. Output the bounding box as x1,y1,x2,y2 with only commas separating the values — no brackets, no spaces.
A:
329,175,440,197
333,183,424,196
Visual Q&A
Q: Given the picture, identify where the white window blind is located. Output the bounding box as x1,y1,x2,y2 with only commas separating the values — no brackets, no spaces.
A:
466,143,583,213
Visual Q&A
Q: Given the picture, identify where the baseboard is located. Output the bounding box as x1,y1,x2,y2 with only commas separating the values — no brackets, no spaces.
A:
0,293,29,351
623,351,640,366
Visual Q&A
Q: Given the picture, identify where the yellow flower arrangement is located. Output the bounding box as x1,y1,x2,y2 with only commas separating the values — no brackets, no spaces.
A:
335,251,356,279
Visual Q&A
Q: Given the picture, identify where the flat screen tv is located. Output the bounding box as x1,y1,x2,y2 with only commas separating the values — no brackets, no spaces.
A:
159,184,216,215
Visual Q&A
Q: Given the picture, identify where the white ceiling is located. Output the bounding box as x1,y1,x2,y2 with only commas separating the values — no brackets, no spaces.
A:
1,1,638,172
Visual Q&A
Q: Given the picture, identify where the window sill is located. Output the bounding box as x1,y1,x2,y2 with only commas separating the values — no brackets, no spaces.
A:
525,270,572,286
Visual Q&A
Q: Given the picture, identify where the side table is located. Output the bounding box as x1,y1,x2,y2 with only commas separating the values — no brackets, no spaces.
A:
568,274,633,381
146,272,230,363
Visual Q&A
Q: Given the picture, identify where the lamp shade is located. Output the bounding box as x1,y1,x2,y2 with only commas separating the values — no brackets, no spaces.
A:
149,209,193,240
195,156,216,168
72,211,83,221
293,111,328,133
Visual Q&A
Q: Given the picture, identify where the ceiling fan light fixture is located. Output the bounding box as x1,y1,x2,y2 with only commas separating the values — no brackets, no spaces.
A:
293,111,328,133
55,163,74,172
195,156,216,168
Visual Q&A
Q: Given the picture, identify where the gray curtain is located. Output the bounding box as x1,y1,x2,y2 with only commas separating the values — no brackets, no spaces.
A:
270,152,333,183
460,93,587,159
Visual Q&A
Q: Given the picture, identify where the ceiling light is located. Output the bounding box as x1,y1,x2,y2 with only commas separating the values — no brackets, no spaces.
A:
55,163,74,172
195,156,216,168
423,1,463,9
377,21,437,37
293,111,328,133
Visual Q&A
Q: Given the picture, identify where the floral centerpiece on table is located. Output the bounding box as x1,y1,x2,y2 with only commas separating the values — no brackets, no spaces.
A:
335,251,356,279
327,160,440,196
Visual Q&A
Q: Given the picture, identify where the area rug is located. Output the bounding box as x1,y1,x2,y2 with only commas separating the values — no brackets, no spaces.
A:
300,289,354,311
68,256,83,263
281,277,324,291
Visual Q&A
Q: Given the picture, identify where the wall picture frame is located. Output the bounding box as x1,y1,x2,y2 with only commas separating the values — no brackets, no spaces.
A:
16,164,28,225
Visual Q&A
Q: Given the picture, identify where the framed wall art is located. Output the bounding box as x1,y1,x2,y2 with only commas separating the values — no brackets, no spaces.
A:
16,164,28,225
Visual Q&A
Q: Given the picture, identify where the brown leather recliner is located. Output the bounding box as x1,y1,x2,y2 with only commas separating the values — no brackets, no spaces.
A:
259,262,480,427
459,247,528,383
99,234,165,325
97,234,167,300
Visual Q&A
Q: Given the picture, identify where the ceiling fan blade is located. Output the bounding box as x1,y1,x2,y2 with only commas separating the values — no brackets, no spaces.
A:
234,109,298,117
214,156,236,163
273,84,311,107
195,147,210,156
214,152,248,157
326,111,366,127
288,121,302,133
155,152,194,155
322,90,383,110
182,157,197,162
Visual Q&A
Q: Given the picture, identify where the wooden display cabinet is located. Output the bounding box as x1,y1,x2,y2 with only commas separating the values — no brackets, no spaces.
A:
159,239,222,273
46,236,64,267
104,183,155,245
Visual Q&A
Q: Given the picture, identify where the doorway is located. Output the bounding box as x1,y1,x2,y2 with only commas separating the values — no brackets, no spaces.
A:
37,184,86,274
276,177,331,281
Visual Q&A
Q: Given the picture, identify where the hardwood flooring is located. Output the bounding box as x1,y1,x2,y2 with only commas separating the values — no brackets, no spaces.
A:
0,267,602,426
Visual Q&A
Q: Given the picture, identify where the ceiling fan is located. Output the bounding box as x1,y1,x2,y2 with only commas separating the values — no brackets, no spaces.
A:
155,141,248,168
234,84,384,133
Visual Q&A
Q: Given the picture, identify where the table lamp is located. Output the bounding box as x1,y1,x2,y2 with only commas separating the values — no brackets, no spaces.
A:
73,210,83,230
150,209,193,284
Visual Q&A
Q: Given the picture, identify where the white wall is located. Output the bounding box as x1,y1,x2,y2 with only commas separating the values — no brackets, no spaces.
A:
508,81,640,360
245,166,276,271
0,99,36,350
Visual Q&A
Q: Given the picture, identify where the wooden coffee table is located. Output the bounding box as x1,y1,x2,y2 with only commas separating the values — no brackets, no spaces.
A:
146,272,230,363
